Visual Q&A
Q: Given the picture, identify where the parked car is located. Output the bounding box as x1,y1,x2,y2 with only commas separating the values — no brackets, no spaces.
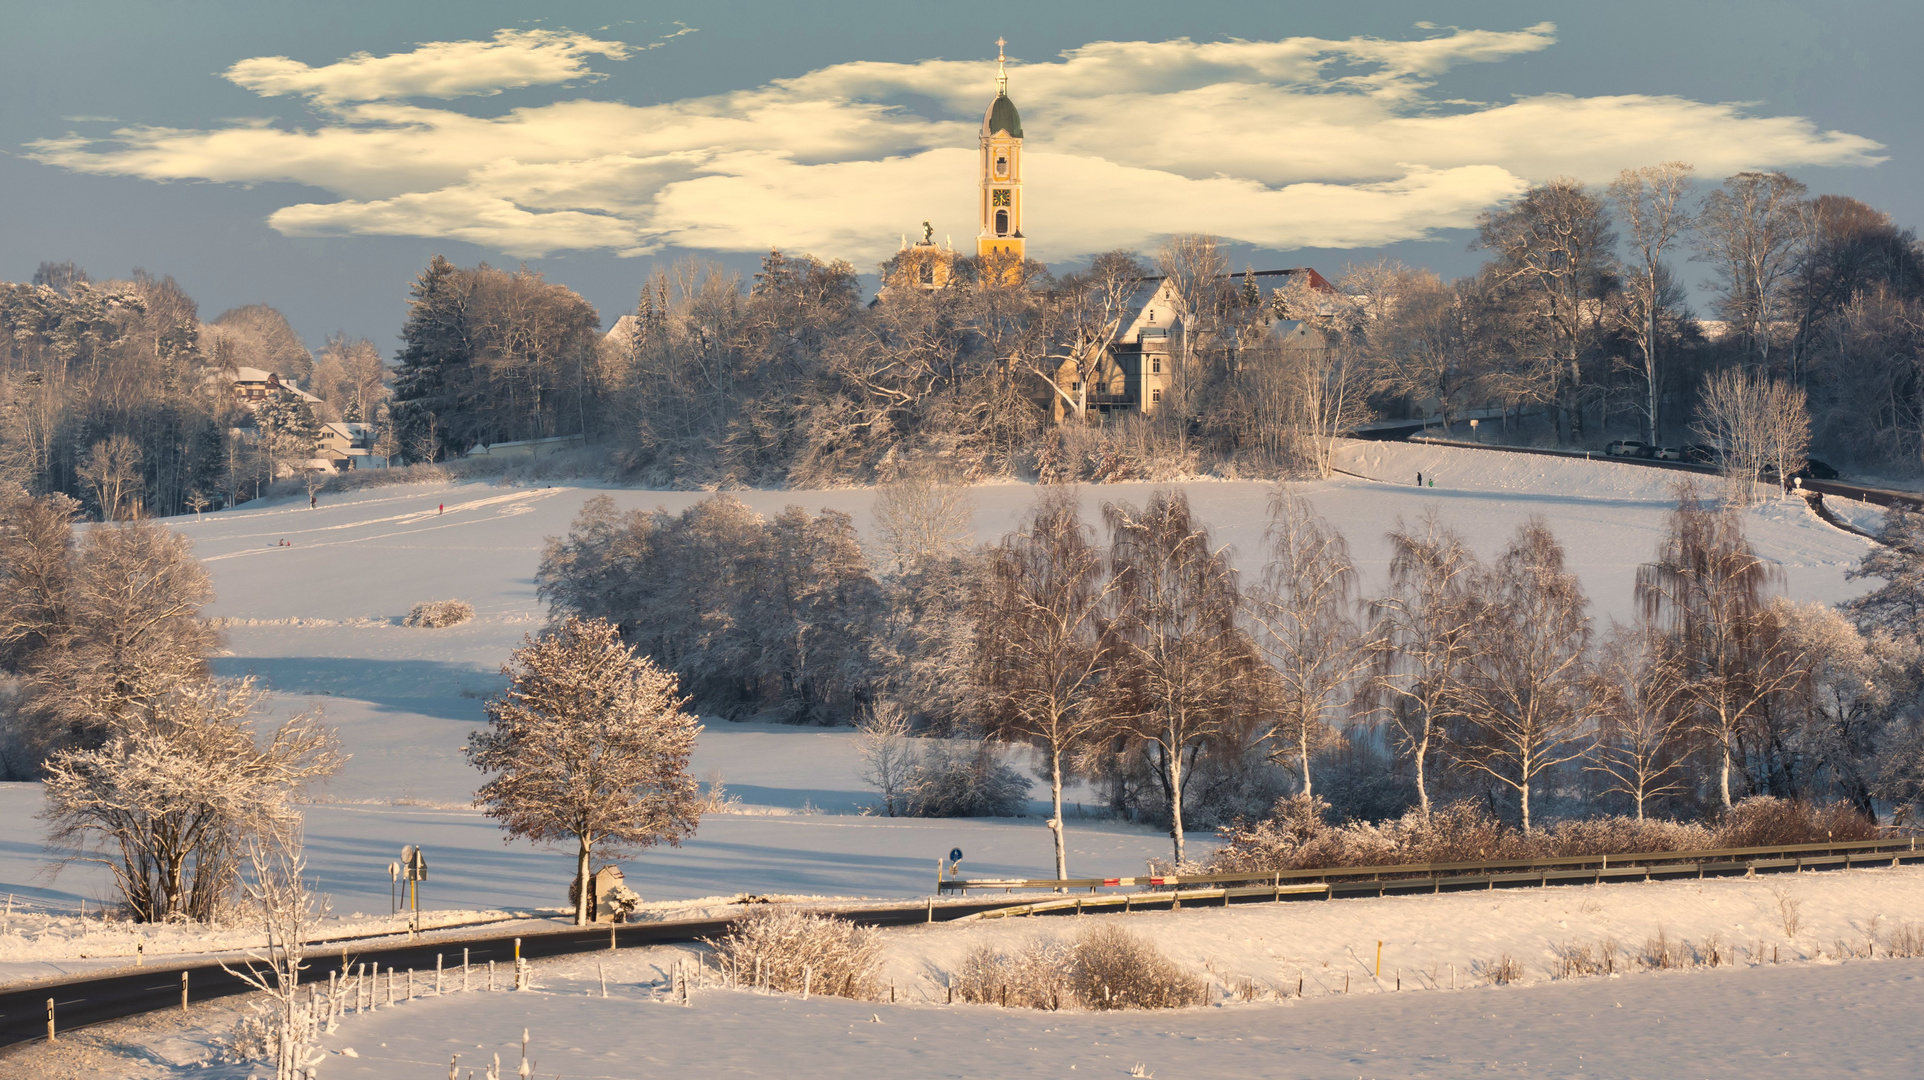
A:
1604,440,1651,458
1681,444,1722,465
1653,446,1684,461
1762,458,1842,483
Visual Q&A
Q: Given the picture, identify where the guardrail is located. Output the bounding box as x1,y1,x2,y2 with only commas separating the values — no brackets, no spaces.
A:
939,836,1923,900
0,896,1022,1049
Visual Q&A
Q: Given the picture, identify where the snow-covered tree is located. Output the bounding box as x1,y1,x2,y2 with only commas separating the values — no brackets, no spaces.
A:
1249,491,1370,799
256,389,321,479
1368,512,1481,816
223,838,327,1080
1452,519,1600,832
974,487,1116,878
26,517,219,749
468,617,702,925
1103,490,1260,865
40,677,341,922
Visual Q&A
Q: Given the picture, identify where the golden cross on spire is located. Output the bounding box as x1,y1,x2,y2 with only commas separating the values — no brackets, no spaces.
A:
995,37,1008,95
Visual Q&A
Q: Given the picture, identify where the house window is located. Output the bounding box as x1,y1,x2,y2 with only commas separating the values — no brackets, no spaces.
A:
1151,388,1162,403
995,209,1009,235
1151,357,1162,373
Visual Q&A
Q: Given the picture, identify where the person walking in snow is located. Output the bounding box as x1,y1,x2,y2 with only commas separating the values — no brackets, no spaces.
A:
1416,472,1423,486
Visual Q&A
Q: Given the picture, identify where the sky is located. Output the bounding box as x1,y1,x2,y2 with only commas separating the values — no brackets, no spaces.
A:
3,1,1919,354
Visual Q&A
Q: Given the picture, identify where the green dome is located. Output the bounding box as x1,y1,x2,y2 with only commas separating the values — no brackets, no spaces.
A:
983,93,1023,138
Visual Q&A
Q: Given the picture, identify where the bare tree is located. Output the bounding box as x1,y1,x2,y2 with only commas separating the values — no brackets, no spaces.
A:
1103,490,1257,865
223,839,326,1080
40,677,341,922
1477,178,1618,441
1155,235,1232,427
1636,486,1803,808
27,518,220,748
1368,513,1481,816
854,700,917,817
468,616,702,925
1609,162,1696,442
77,434,144,521
1693,368,1808,503
974,487,1117,879
872,467,975,573
1368,271,1488,435
1452,519,1599,832
1248,491,1369,797
1588,621,1693,819
1696,171,1809,369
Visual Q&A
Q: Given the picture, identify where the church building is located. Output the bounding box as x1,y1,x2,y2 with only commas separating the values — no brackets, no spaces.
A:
886,41,1335,424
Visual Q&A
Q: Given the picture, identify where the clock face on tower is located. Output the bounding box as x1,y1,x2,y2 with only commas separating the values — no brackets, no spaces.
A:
991,189,1012,207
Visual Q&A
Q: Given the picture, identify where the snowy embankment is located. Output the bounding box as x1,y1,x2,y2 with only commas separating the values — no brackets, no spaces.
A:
0,441,1877,980
66,865,1924,1079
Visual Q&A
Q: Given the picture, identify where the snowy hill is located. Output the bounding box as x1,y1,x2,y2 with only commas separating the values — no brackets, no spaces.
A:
0,441,1878,955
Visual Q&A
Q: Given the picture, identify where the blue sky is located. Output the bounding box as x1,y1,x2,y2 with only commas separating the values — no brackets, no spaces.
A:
4,1,1918,351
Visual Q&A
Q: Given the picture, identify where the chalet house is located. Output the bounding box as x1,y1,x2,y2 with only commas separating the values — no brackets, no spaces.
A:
318,421,387,471
222,366,323,410
1042,269,1338,423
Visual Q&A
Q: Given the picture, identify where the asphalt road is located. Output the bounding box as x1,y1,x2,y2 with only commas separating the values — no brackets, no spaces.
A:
0,898,1016,1048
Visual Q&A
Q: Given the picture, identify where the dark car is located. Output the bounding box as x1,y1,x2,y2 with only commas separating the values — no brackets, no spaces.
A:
1681,444,1721,465
1797,458,1840,480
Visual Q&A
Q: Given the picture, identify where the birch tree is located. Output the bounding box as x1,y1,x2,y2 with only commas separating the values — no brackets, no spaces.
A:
974,487,1116,879
1696,171,1809,369
1608,162,1695,443
1588,621,1693,819
468,616,702,924
1103,490,1257,865
1368,513,1480,816
1452,519,1599,832
1248,491,1369,798
1636,487,1802,808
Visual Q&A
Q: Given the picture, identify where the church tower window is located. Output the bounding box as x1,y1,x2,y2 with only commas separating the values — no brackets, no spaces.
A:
995,209,1009,235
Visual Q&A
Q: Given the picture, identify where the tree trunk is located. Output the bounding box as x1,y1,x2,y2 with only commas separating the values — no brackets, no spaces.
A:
1166,737,1186,867
574,834,593,926
1520,779,1532,834
1719,740,1734,810
1413,726,1431,817
1048,743,1068,883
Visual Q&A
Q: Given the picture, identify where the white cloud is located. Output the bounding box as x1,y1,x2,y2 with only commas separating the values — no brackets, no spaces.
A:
29,25,1887,265
223,29,630,104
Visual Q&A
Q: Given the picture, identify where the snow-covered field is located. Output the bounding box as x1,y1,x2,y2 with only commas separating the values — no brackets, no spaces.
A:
29,865,1924,1078
0,442,1877,940
0,440,1896,1074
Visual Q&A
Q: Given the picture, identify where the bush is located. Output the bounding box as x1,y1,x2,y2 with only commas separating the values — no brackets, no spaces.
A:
1208,798,1725,874
956,939,1077,1009
903,741,1031,817
957,925,1206,1011
1712,796,1879,848
706,908,881,999
404,599,474,628
1071,923,1209,1010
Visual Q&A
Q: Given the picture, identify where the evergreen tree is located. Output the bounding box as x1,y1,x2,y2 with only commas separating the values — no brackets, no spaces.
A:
391,255,474,461
256,389,321,479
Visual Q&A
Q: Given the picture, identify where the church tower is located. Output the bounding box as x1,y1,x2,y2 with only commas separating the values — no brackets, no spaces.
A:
977,38,1024,263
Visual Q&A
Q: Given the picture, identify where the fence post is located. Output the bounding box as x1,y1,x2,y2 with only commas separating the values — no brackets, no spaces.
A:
436,954,443,995
46,998,55,1043
181,971,189,1013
